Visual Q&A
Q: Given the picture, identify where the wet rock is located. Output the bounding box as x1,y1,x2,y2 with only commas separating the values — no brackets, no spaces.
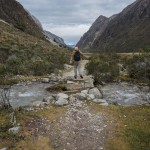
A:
88,88,102,99
55,98,68,106
43,96,55,104
41,78,50,83
9,126,20,134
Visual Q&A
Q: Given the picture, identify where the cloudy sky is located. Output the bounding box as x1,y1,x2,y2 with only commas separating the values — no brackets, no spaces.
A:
19,0,135,45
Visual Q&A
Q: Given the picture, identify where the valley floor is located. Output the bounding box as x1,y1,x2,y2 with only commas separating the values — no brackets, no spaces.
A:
0,60,150,150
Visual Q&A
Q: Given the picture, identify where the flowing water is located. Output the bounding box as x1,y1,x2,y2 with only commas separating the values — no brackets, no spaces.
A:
9,82,52,108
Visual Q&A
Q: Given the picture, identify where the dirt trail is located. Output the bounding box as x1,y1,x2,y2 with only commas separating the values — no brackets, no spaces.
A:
62,60,88,79
48,97,108,150
27,60,109,150
48,60,109,149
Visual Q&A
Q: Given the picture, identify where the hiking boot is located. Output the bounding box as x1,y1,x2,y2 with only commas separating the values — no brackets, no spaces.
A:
80,75,83,79
74,75,77,79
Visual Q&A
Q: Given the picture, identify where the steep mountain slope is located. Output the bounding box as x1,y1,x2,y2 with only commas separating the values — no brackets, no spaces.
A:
76,16,109,50
44,31,66,47
0,0,69,76
0,0,67,47
77,0,150,52
0,0,44,38
0,20,69,76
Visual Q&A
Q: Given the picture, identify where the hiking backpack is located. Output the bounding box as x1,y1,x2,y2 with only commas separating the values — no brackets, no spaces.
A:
74,51,81,61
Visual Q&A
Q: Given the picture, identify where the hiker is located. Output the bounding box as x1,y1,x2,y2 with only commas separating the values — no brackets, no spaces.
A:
70,46,84,79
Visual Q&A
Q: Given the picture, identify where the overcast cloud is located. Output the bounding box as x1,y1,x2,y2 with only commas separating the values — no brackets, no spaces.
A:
19,0,135,44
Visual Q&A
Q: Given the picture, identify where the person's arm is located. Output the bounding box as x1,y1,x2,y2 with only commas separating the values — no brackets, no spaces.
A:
79,50,84,56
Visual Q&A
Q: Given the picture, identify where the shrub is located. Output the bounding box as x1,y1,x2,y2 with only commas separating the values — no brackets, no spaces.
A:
125,53,150,82
6,55,23,75
0,63,6,75
86,53,120,84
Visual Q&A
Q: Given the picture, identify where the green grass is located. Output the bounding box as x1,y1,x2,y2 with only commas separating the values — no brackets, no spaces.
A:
92,104,150,150
0,103,150,150
0,21,71,76
0,106,66,149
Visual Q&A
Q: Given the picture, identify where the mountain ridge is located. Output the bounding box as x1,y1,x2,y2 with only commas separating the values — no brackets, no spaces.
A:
0,0,44,38
0,0,66,47
77,0,150,52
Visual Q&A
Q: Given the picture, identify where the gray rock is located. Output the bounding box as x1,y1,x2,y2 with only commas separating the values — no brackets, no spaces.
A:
87,94,95,100
43,96,55,104
1,148,7,150
81,89,88,94
57,93,69,99
146,93,150,102
55,98,68,106
32,79,37,82
31,101,43,107
99,103,109,106
88,88,102,99
67,80,75,84
84,79,94,88
74,93,87,100
93,99,107,103
41,78,49,83
9,126,20,134
64,64,72,69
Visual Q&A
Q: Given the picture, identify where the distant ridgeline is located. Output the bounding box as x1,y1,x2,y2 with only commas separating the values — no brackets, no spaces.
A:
77,0,150,53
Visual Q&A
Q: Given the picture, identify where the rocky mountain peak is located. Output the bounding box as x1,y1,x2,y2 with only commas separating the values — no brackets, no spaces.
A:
76,15,109,49
77,0,150,52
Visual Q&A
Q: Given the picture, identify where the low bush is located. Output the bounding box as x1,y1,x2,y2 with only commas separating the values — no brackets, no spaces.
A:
125,52,150,82
86,53,120,84
0,63,6,75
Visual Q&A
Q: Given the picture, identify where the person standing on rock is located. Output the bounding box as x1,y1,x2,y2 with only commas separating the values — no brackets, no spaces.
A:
70,47,84,79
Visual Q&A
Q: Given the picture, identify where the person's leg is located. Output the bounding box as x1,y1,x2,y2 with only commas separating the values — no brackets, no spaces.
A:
77,61,83,78
74,61,78,78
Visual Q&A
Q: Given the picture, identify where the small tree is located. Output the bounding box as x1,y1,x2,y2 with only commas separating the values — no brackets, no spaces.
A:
0,84,12,109
0,65,16,109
